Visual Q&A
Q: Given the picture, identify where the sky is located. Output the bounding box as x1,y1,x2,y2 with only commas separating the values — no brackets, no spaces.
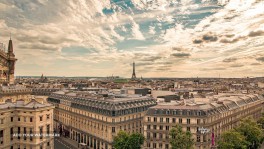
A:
0,0,264,78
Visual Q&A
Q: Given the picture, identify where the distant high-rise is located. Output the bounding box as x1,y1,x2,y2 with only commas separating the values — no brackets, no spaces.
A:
131,62,137,80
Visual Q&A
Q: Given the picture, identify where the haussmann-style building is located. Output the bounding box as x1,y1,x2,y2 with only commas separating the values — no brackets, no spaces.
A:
47,90,157,149
143,93,264,149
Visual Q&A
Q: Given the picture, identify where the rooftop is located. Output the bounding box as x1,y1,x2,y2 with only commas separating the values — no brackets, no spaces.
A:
146,93,264,116
0,99,53,109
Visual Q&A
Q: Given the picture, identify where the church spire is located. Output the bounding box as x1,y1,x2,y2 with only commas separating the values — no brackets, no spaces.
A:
8,35,13,53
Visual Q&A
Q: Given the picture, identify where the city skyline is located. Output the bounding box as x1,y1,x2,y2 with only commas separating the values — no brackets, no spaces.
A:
0,0,264,78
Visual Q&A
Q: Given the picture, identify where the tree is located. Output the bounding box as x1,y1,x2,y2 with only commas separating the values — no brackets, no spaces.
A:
169,125,194,149
113,131,144,149
257,113,264,145
127,133,145,149
218,130,248,149
257,113,264,129
235,117,264,149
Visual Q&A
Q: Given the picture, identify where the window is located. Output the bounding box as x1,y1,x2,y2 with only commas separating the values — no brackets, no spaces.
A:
23,127,26,140
39,126,43,139
187,127,190,131
47,125,50,135
159,133,162,139
154,117,157,122
0,119,3,124
166,118,170,123
165,144,169,149
160,118,163,122
165,135,169,139
179,118,182,124
166,126,169,130
159,125,163,130
39,116,43,121
197,119,201,124
47,114,50,119
147,132,150,139
18,127,20,139
11,117,13,122
47,142,50,146
153,125,157,130
147,125,150,130
10,128,13,140
30,128,33,141
0,130,3,144
30,117,33,122
112,127,115,133
153,143,156,148
172,118,176,123
159,143,163,148
187,119,190,124
203,135,206,142
153,133,157,138
197,135,200,142
18,117,20,121
147,117,150,122
147,143,150,147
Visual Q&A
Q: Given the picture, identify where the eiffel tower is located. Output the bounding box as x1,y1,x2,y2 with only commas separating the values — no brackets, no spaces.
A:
131,62,136,80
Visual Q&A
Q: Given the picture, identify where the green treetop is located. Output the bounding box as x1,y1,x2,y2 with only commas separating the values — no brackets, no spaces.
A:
113,131,144,149
169,125,194,149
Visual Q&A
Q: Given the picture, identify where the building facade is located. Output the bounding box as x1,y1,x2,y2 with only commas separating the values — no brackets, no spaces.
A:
0,86,55,149
0,38,55,149
143,94,264,149
47,91,156,149
0,38,17,84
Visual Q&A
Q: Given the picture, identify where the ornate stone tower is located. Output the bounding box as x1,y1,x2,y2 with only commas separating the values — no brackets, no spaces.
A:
131,62,136,80
7,37,17,84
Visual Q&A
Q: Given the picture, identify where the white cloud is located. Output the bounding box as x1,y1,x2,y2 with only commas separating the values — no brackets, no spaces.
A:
149,26,156,35
129,17,145,40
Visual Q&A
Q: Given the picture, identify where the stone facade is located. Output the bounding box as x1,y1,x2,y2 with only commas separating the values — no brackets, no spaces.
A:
48,91,156,149
143,94,264,149
0,38,17,84
0,86,55,149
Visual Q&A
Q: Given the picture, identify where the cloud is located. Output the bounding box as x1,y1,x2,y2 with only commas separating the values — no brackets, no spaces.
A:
193,32,218,44
230,64,244,67
171,53,191,58
193,39,203,44
171,47,189,52
251,63,262,65
223,58,237,63
220,38,240,43
129,17,145,40
248,30,264,37
141,56,162,61
201,67,226,71
256,57,264,62
202,33,218,42
149,26,156,35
